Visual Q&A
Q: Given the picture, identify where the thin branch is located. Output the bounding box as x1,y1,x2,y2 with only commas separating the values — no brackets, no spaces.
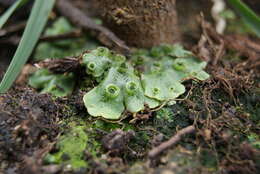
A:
0,21,26,37
148,125,195,159
35,57,80,74
39,29,82,42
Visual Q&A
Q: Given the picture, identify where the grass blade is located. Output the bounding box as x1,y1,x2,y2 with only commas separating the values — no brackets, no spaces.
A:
0,0,55,93
0,0,29,29
228,0,260,37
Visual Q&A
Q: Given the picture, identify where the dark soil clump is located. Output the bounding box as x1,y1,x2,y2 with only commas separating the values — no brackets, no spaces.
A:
0,88,60,173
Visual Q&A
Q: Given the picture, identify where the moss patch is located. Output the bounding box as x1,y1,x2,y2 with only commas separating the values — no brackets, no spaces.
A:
44,118,101,169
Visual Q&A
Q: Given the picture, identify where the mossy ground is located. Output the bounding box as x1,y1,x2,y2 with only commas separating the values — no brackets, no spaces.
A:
1,55,259,174
35,72,259,173
44,118,97,169
3,38,259,173
1,10,260,174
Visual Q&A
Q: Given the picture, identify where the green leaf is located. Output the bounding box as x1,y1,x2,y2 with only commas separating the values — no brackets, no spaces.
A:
34,17,98,60
141,71,186,101
143,57,209,82
83,87,125,120
172,57,209,80
82,47,125,77
82,47,113,77
228,0,260,37
150,44,193,58
169,44,193,57
84,64,146,119
144,96,161,108
83,68,125,120
0,0,29,29
42,17,74,47
45,17,73,36
0,0,55,93
28,69,75,97
123,71,145,113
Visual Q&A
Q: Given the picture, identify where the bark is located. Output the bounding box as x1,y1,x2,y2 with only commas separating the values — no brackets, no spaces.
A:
95,0,180,48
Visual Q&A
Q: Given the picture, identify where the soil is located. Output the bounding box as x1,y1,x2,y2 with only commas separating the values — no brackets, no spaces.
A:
0,0,260,174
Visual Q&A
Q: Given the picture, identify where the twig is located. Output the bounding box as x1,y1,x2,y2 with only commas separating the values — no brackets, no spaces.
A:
35,57,80,74
0,29,83,45
39,29,82,42
0,35,20,45
0,21,26,37
56,0,130,54
148,125,195,159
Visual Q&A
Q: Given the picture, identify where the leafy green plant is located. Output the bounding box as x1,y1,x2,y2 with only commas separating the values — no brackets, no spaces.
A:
228,0,260,37
82,47,125,78
82,45,209,120
28,69,75,97
28,45,209,119
83,65,145,119
34,17,98,60
0,0,55,93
